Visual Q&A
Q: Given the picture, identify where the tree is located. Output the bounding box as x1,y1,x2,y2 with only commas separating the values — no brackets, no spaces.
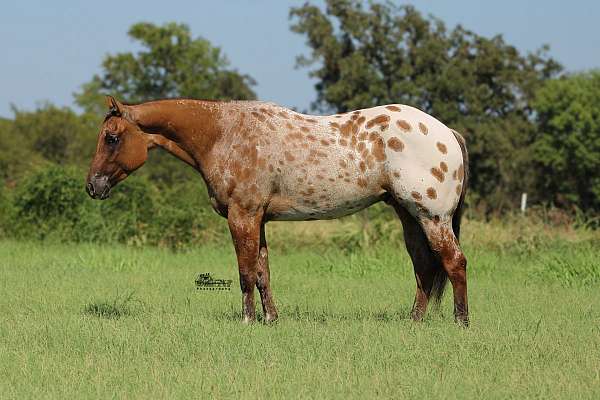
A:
290,1,562,211
532,71,600,212
75,22,256,115
9,104,98,166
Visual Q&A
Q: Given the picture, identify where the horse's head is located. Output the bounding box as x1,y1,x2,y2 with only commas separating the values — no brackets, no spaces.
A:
86,96,149,200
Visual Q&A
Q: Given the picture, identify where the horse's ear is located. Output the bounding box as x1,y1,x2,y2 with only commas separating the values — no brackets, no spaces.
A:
105,95,124,116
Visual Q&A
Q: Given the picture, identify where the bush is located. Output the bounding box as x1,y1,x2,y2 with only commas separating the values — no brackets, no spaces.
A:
7,165,225,247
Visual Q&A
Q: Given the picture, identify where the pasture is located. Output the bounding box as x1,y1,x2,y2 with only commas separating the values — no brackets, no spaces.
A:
1,219,599,399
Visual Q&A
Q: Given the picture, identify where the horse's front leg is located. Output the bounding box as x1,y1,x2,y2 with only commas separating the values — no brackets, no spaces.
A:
227,203,263,323
257,224,278,322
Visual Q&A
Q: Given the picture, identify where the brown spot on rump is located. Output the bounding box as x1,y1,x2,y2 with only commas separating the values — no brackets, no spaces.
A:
340,121,352,137
440,161,448,172
392,171,401,178
344,178,351,183
357,177,368,188
387,137,404,152
316,150,327,158
258,158,267,169
350,135,358,149
330,122,340,130
411,191,423,200
372,137,386,161
359,161,366,172
436,142,448,154
426,187,437,199
433,215,440,224
251,111,266,122
456,184,462,195
307,134,317,142
329,138,336,144
285,122,294,130
286,131,303,141
339,160,348,169
259,107,273,116
300,126,310,133
359,131,368,141
297,177,304,183
316,174,325,180
348,152,355,161
457,163,464,181
339,138,348,146
396,120,411,132
278,111,289,119
431,167,445,182
306,118,318,123
284,151,295,162
366,155,375,169
366,114,390,130
368,132,380,142
320,139,330,146
385,105,402,112
328,178,335,182
418,122,429,135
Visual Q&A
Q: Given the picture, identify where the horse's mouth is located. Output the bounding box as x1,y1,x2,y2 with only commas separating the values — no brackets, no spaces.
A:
99,185,111,200
86,181,111,200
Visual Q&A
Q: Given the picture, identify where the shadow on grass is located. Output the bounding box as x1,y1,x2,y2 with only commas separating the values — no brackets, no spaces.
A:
83,291,138,319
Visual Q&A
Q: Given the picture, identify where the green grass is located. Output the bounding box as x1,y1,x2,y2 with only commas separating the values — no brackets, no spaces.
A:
1,233,599,399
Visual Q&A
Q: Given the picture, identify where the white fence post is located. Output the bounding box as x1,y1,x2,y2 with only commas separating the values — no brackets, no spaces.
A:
520,192,528,214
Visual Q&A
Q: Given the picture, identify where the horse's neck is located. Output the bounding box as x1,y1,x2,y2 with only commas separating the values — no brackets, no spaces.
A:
128,100,224,172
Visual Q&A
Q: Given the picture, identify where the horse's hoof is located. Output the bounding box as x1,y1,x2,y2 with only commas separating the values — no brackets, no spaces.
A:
455,317,469,328
264,313,279,324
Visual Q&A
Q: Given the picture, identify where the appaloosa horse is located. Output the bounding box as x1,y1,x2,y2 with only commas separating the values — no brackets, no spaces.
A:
87,96,469,325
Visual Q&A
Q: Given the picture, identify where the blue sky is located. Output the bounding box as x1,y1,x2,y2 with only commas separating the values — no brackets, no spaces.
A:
1,0,599,118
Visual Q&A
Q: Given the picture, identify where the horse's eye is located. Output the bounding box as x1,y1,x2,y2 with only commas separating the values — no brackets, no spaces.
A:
105,134,119,145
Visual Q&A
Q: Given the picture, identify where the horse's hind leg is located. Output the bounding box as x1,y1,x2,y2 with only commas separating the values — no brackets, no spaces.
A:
256,224,278,322
392,202,443,321
421,218,469,326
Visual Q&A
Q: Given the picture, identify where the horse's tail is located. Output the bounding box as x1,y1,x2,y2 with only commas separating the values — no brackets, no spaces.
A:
429,129,469,306
451,129,469,242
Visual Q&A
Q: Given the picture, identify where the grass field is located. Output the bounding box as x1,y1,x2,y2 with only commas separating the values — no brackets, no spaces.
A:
1,219,599,399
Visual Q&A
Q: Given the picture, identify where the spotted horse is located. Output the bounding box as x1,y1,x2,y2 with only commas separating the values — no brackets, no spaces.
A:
87,97,470,326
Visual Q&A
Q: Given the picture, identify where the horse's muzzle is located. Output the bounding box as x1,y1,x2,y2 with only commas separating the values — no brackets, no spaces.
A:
86,175,111,200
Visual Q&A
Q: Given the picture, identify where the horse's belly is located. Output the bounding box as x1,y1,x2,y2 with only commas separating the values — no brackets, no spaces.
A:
266,191,382,221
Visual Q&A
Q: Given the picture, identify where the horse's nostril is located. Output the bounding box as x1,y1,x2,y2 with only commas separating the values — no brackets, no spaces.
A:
86,182,95,197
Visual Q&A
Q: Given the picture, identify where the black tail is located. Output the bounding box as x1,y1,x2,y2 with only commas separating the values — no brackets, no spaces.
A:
451,129,469,242
430,130,469,305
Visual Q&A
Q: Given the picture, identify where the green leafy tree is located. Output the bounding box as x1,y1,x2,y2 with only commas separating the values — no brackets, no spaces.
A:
532,71,600,212
9,104,98,166
290,1,562,211
75,22,257,115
